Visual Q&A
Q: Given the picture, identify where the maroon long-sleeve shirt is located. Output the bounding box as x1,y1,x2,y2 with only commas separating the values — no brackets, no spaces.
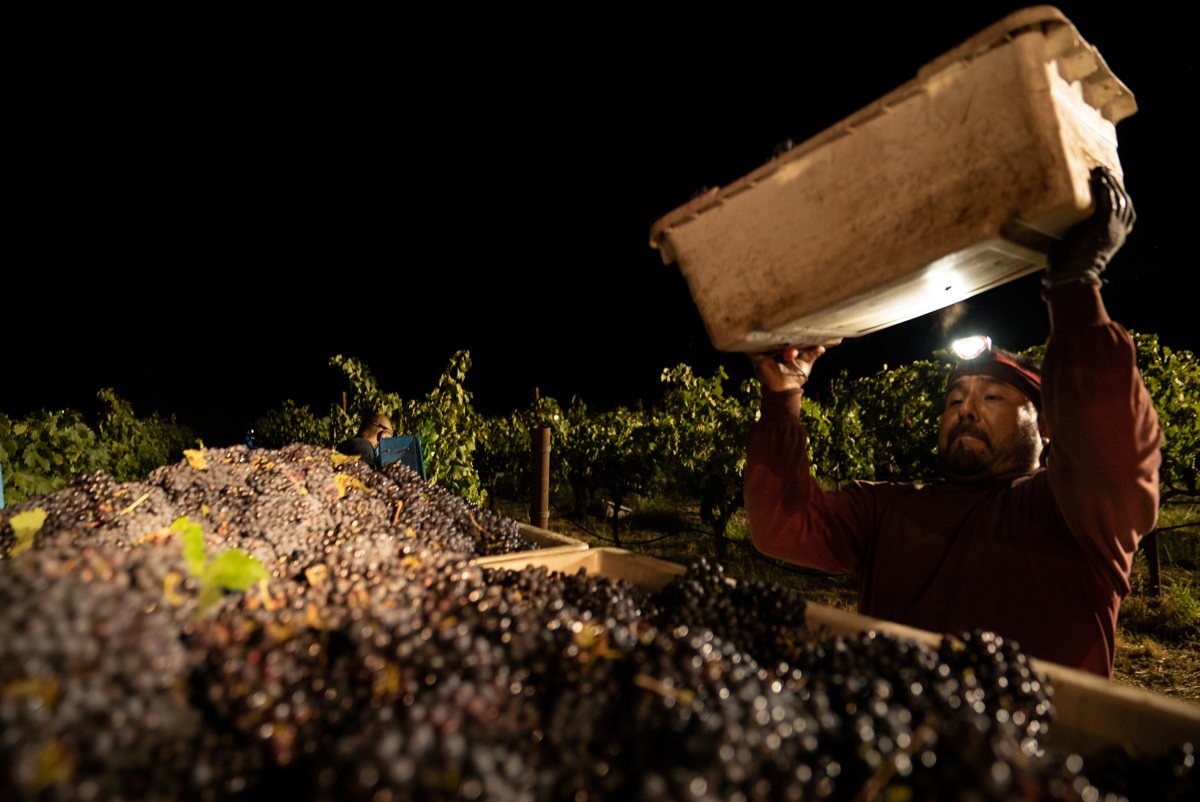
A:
745,282,1162,676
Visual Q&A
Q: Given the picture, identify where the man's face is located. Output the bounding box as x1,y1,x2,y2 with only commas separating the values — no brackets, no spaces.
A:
937,375,1043,481
371,418,394,444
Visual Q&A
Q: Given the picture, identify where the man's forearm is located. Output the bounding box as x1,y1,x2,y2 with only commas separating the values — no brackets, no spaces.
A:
745,390,864,573
1041,281,1162,575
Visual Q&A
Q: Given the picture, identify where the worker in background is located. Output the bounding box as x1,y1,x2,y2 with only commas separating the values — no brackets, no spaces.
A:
744,167,1162,677
337,411,394,471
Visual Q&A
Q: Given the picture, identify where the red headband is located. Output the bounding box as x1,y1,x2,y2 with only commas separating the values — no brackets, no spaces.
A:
947,352,1042,410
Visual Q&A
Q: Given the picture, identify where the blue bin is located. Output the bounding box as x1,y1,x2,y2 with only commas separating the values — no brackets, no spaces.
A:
378,435,425,480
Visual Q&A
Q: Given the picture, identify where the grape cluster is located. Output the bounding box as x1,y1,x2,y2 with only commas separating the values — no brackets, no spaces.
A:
144,444,531,564
0,444,1193,800
1075,741,1197,802
483,564,653,628
0,471,175,558
650,557,809,670
784,629,1058,800
0,542,199,801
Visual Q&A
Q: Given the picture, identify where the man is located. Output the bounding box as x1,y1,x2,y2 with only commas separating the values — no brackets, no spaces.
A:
745,168,1162,677
337,412,394,471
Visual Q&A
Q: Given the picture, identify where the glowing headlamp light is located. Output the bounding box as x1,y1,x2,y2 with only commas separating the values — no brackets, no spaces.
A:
950,335,993,360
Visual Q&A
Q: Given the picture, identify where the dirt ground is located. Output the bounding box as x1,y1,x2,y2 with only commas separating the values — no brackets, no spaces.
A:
1113,632,1200,702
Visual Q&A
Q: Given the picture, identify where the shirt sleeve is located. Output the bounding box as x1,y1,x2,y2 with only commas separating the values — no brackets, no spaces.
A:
1041,280,1163,586
338,438,380,470
744,388,875,574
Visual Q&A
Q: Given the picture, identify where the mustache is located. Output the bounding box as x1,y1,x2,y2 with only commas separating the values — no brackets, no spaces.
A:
949,423,990,446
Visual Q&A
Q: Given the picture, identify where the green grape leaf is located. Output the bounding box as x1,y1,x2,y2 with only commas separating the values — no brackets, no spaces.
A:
171,516,208,576
10,508,48,557
167,515,270,614
203,549,269,592
195,583,223,614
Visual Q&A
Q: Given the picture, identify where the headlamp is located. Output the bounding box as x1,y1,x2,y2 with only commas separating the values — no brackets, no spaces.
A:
950,335,992,360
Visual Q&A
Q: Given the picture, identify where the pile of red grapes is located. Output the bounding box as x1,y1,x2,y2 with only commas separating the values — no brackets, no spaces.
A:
0,444,1193,800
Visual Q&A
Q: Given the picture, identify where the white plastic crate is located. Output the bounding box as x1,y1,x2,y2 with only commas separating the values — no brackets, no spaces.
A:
649,6,1136,351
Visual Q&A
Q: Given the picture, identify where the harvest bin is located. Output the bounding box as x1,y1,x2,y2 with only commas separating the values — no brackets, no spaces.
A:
472,522,588,566
480,544,687,585
649,5,1135,352
485,547,1200,758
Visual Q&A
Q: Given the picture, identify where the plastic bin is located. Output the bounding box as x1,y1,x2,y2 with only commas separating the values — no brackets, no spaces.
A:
475,544,685,587
509,547,1200,756
378,435,425,479
649,6,1136,351
472,522,589,566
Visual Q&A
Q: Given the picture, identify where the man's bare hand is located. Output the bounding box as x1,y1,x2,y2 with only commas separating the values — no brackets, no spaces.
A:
748,345,826,393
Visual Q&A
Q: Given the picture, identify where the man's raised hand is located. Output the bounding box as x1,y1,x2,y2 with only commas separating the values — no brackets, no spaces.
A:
748,345,826,394
1045,166,1136,287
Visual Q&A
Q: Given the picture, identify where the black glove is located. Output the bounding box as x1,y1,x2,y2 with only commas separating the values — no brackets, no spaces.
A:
1044,166,1136,287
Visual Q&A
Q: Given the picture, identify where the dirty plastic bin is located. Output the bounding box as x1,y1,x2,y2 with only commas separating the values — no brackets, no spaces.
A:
649,6,1136,352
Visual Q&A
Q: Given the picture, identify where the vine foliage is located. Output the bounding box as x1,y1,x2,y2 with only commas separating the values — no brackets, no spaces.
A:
1,391,193,507
7,334,1200,544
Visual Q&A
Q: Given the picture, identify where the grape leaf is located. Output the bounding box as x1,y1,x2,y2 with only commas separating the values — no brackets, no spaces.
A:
171,516,207,576
166,516,269,613
333,473,370,498
184,447,209,471
330,451,359,467
35,738,75,792
196,584,223,613
204,549,269,591
162,571,185,607
9,508,48,557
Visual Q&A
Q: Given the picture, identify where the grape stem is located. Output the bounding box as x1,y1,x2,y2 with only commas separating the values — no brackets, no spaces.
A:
118,491,152,516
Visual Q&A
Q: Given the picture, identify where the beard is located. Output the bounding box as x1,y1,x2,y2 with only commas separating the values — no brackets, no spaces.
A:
938,418,1043,481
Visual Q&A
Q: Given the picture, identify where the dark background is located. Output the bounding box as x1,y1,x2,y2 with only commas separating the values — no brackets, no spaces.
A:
3,2,1193,445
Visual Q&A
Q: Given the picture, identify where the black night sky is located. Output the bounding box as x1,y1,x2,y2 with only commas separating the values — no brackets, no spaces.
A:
4,2,1195,445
